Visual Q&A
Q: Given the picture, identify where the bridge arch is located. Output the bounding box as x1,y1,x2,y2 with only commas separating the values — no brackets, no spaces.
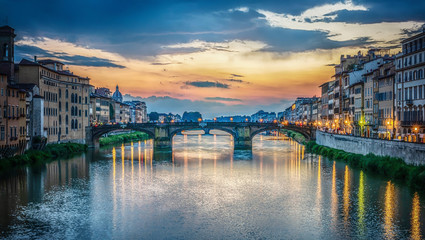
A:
250,126,281,140
89,125,155,145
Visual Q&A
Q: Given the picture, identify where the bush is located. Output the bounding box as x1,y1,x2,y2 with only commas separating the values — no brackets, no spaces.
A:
282,130,307,144
99,132,150,146
306,141,425,191
0,143,88,172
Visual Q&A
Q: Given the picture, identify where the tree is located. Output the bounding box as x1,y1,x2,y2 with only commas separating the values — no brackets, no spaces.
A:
148,112,159,121
182,111,202,122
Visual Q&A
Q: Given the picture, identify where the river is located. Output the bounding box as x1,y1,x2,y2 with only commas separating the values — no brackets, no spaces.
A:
0,132,424,239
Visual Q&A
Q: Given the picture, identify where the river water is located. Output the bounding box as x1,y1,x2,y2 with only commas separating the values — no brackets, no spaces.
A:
0,132,424,239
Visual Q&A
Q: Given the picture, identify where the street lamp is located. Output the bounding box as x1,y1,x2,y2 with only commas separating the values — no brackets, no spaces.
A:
230,117,233,122
385,119,393,140
198,118,202,122
413,126,419,142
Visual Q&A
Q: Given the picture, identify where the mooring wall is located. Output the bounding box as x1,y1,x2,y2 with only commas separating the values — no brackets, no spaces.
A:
316,131,425,165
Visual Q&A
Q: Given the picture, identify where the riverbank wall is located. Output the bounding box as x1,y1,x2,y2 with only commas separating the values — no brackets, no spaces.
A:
316,131,425,165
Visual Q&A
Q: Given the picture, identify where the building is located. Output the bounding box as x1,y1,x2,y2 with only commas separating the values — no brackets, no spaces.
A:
376,62,396,139
90,93,111,124
119,102,130,123
16,58,92,143
124,101,148,123
250,110,276,122
112,85,123,103
395,30,425,142
0,74,28,157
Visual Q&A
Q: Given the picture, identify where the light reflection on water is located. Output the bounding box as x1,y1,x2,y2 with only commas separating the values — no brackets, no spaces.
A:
0,134,424,239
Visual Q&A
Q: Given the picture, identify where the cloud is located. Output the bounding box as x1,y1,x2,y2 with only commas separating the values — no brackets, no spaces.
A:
226,79,244,83
256,1,425,46
185,81,230,88
230,74,244,77
205,97,242,102
229,7,249,13
123,94,289,118
15,44,125,68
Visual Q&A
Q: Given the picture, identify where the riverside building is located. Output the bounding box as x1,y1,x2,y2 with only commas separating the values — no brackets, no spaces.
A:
395,30,425,142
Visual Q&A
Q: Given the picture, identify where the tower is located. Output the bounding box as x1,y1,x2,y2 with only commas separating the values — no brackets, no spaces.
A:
0,25,16,83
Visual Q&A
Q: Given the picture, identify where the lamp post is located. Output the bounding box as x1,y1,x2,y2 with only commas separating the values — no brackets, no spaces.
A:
413,126,419,143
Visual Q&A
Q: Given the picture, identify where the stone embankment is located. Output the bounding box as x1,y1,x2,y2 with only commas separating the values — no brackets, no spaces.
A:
316,131,425,165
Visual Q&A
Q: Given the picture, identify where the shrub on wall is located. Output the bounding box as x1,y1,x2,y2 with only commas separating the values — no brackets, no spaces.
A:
306,141,425,191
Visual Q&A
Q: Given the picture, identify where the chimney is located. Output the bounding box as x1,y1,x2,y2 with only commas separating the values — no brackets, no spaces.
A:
34,56,37,63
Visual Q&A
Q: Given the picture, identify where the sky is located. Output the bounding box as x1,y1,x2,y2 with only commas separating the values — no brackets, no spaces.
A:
1,0,425,118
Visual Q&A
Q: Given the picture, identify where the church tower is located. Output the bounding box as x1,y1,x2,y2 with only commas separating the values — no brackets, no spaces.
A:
0,25,16,83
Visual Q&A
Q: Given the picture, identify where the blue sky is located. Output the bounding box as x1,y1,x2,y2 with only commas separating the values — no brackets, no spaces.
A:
1,0,425,118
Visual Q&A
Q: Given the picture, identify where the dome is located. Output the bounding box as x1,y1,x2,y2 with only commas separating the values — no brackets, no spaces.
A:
112,85,123,103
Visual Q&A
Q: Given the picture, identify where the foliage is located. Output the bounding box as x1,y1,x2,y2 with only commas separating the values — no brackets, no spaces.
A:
306,141,425,191
99,132,150,146
0,143,88,172
182,111,202,122
282,129,306,144
148,112,159,121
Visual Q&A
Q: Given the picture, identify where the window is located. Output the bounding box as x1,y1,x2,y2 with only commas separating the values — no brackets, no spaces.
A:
66,102,68,112
79,96,81,104
0,126,4,141
71,119,74,130
59,89,61,98
85,97,87,104
59,102,61,112
66,115,69,125
414,86,418,99
419,86,423,99
66,89,68,99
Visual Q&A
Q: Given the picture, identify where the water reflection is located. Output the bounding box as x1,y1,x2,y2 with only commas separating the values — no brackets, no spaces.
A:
384,181,396,239
358,170,365,237
412,192,422,240
0,134,424,239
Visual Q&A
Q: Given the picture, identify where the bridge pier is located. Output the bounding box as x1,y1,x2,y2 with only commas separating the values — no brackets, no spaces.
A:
234,126,253,150
86,127,99,148
153,126,172,152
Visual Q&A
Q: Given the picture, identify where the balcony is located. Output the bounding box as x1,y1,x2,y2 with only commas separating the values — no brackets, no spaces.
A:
401,121,425,126
406,99,414,106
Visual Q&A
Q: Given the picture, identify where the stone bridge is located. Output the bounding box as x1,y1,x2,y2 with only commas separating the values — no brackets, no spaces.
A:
86,122,315,152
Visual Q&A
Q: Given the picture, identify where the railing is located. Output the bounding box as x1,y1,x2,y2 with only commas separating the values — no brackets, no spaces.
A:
406,99,414,106
401,121,425,126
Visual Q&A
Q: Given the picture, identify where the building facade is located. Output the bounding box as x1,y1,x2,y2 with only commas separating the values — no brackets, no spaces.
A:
395,30,425,142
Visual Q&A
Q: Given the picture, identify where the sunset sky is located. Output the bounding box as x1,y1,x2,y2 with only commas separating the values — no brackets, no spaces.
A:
2,0,425,118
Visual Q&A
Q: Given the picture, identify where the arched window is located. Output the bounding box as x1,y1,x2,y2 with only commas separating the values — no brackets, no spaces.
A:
405,72,408,82
71,93,74,103
79,96,81,104
410,71,413,81
420,69,424,79
66,115,69,125
71,119,74,130
59,89,61,98
75,119,78,129
59,115,62,125
66,102,68,112
3,44,8,59
59,101,61,112
414,71,417,80
65,89,68,99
